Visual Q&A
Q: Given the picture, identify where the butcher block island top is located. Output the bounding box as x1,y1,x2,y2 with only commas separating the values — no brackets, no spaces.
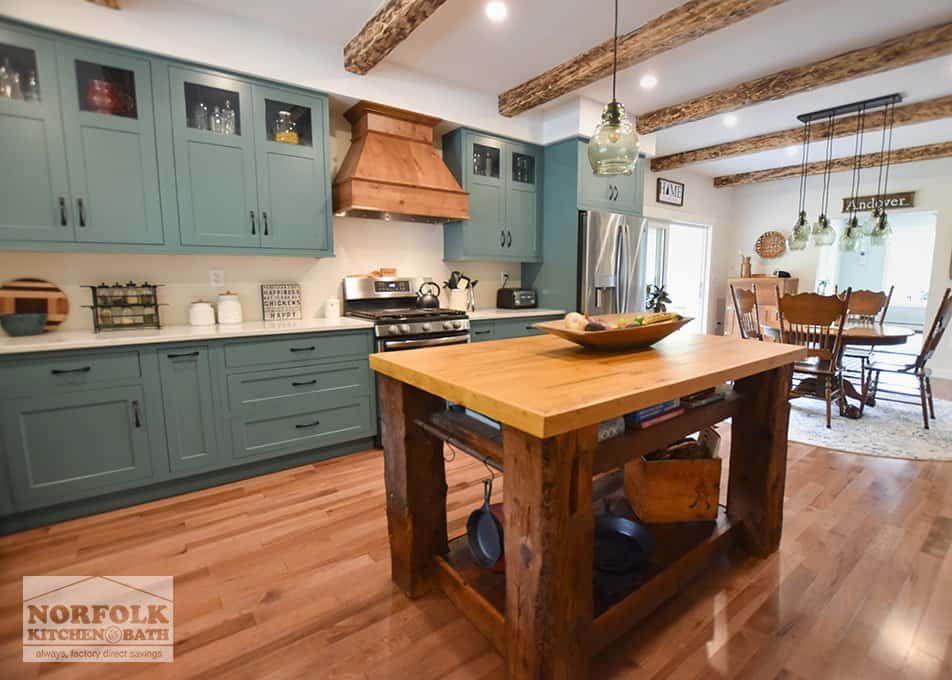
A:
369,332,806,438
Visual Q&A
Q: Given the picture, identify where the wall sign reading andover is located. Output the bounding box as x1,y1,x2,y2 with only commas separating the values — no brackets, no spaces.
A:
841,191,915,213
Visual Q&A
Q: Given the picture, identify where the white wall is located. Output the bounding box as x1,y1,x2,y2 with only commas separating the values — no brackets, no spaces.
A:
642,167,736,335
1,0,543,143
728,157,952,378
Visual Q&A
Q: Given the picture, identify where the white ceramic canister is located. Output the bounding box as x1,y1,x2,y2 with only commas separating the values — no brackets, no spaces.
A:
188,301,216,326
325,297,341,321
217,291,243,324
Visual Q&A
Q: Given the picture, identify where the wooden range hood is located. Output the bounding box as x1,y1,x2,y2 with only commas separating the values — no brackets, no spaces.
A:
332,101,469,223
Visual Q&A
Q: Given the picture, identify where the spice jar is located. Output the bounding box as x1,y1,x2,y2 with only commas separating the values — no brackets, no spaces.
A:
273,110,299,145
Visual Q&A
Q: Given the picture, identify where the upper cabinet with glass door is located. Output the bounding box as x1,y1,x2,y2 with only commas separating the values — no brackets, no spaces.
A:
59,44,164,244
0,26,71,242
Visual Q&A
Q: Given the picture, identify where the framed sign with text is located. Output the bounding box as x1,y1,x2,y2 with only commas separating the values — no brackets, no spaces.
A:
656,178,684,207
261,283,302,321
841,191,914,213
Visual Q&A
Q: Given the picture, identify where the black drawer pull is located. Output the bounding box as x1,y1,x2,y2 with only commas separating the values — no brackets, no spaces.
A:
292,379,317,386
77,198,87,227
263,211,269,236
474,330,492,335
58,197,67,226
167,351,200,359
132,400,142,428
289,346,316,352
525,325,535,330
51,366,91,375
295,419,321,429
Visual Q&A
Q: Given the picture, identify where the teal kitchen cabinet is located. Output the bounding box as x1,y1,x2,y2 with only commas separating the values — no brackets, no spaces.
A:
0,385,155,510
443,129,542,262
578,141,645,217
0,26,71,242
58,43,164,245
170,66,260,248
158,345,220,473
469,315,562,341
470,320,496,342
253,84,331,251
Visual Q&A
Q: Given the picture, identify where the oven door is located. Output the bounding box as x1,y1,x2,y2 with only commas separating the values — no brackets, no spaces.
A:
378,333,470,352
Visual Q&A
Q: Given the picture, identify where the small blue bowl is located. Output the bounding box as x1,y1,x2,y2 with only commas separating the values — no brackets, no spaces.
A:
0,313,48,337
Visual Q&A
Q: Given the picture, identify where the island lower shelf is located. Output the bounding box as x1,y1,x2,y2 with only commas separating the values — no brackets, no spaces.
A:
435,508,742,656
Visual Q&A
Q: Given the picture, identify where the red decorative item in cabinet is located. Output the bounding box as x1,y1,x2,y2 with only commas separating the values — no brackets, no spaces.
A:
85,79,120,114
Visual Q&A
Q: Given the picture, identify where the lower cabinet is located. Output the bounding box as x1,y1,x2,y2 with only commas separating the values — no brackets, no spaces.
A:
470,315,563,342
0,385,155,509
158,345,220,473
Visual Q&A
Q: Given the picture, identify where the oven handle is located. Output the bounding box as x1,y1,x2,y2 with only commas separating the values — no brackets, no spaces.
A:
382,335,470,350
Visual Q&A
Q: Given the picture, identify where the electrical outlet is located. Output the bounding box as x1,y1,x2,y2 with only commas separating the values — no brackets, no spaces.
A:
500,272,509,287
209,270,225,288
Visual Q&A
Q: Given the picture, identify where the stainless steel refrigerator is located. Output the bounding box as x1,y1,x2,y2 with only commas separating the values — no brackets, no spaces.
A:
578,210,647,316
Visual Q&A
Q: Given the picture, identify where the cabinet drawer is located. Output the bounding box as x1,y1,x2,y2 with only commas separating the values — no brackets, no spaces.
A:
494,315,562,339
470,321,496,342
231,396,372,461
224,332,372,369
227,361,369,407
2,351,142,395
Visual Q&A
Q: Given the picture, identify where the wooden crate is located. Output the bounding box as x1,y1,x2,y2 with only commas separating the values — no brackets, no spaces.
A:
624,429,722,523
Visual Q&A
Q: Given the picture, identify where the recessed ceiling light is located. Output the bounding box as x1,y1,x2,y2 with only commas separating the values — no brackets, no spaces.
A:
785,145,799,157
485,1,507,22
723,113,739,128
639,74,658,90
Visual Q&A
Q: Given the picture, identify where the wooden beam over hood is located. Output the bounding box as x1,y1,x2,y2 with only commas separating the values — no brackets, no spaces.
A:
345,0,450,75
638,22,952,134
497,0,788,117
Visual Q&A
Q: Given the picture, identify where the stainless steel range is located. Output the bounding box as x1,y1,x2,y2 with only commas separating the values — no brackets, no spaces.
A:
342,276,470,351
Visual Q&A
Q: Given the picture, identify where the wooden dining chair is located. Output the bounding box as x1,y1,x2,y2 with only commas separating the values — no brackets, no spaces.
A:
862,288,952,429
843,286,894,393
730,283,762,340
777,289,852,428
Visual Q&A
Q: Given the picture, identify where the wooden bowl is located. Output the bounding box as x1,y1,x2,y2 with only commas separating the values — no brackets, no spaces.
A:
533,315,693,351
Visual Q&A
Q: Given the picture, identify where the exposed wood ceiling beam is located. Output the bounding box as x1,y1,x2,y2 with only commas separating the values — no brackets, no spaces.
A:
344,0,449,75
85,0,120,8
497,0,788,118
712,141,952,187
638,22,952,134
652,95,952,171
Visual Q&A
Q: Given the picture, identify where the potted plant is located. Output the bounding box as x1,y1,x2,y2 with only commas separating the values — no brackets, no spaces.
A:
646,284,671,313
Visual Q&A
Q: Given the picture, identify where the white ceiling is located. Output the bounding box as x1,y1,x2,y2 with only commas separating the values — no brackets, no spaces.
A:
183,0,952,178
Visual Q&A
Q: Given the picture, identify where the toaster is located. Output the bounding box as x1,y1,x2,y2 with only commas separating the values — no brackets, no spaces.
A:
496,288,537,309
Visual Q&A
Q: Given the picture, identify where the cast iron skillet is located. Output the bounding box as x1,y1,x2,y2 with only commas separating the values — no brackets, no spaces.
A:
467,478,504,569
593,503,656,573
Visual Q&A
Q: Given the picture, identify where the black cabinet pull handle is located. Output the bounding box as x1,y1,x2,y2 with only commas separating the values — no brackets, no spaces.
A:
292,379,317,386
58,197,67,226
77,198,86,227
525,325,535,330
250,210,256,235
290,346,316,352
51,366,91,375
474,329,492,335
295,419,321,429
500,229,506,247
132,400,142,428
263,211,269,236
167,351,200,359
506,230,512,247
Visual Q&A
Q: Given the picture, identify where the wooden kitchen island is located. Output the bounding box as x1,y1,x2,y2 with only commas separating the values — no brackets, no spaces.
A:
370,333,806,679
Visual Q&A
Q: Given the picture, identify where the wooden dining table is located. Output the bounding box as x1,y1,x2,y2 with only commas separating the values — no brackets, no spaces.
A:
761,321,915,417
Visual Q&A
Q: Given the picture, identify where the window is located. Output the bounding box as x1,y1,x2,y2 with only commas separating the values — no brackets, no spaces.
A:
882,223,935,309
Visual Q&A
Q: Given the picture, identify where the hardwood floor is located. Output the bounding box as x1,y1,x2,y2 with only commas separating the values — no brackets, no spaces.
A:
2,429,951,679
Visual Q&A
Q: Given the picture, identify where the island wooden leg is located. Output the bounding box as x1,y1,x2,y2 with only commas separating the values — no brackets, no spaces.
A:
378,375,447,598
502,425,597,680
727,364,793,556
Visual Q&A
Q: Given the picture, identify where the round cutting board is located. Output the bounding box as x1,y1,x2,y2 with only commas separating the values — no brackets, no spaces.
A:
0,278,70,331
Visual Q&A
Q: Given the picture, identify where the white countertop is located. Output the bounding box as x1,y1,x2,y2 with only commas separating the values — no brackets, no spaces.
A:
468,308,565,321
0,318,374,356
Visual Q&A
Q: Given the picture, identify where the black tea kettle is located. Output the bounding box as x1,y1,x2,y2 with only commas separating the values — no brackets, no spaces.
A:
417,281,441,309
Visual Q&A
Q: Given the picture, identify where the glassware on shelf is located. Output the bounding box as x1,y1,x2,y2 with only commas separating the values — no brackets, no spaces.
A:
86,79,120,114
0,58,13,99
22,70,39,102
222,99,236,135
211,105,224,134
7,71,21,100
192,101,209,130
273,110,299,144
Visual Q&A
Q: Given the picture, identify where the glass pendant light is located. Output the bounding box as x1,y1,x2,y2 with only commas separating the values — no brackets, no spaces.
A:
862,206,880,235
789,121,812,251
870,210,892,245
869,101,897,246
588,0,639,176
840,215,860,252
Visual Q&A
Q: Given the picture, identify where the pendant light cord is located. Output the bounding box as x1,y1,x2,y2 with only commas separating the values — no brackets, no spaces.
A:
820,112,835,217
611,0,618,103
882,100,896,195
797,120,812,215
847,104,866,223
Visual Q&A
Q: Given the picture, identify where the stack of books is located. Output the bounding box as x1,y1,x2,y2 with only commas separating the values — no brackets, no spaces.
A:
681,385,728,409
625,399,683,430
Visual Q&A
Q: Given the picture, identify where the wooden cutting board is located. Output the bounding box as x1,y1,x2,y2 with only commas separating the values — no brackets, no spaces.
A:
0,278,70,331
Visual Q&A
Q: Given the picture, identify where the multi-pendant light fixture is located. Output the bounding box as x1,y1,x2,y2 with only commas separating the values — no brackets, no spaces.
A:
588,0,639,176
789,93,901,250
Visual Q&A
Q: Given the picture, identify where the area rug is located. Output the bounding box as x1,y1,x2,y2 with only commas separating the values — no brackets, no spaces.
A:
787,396,952,461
